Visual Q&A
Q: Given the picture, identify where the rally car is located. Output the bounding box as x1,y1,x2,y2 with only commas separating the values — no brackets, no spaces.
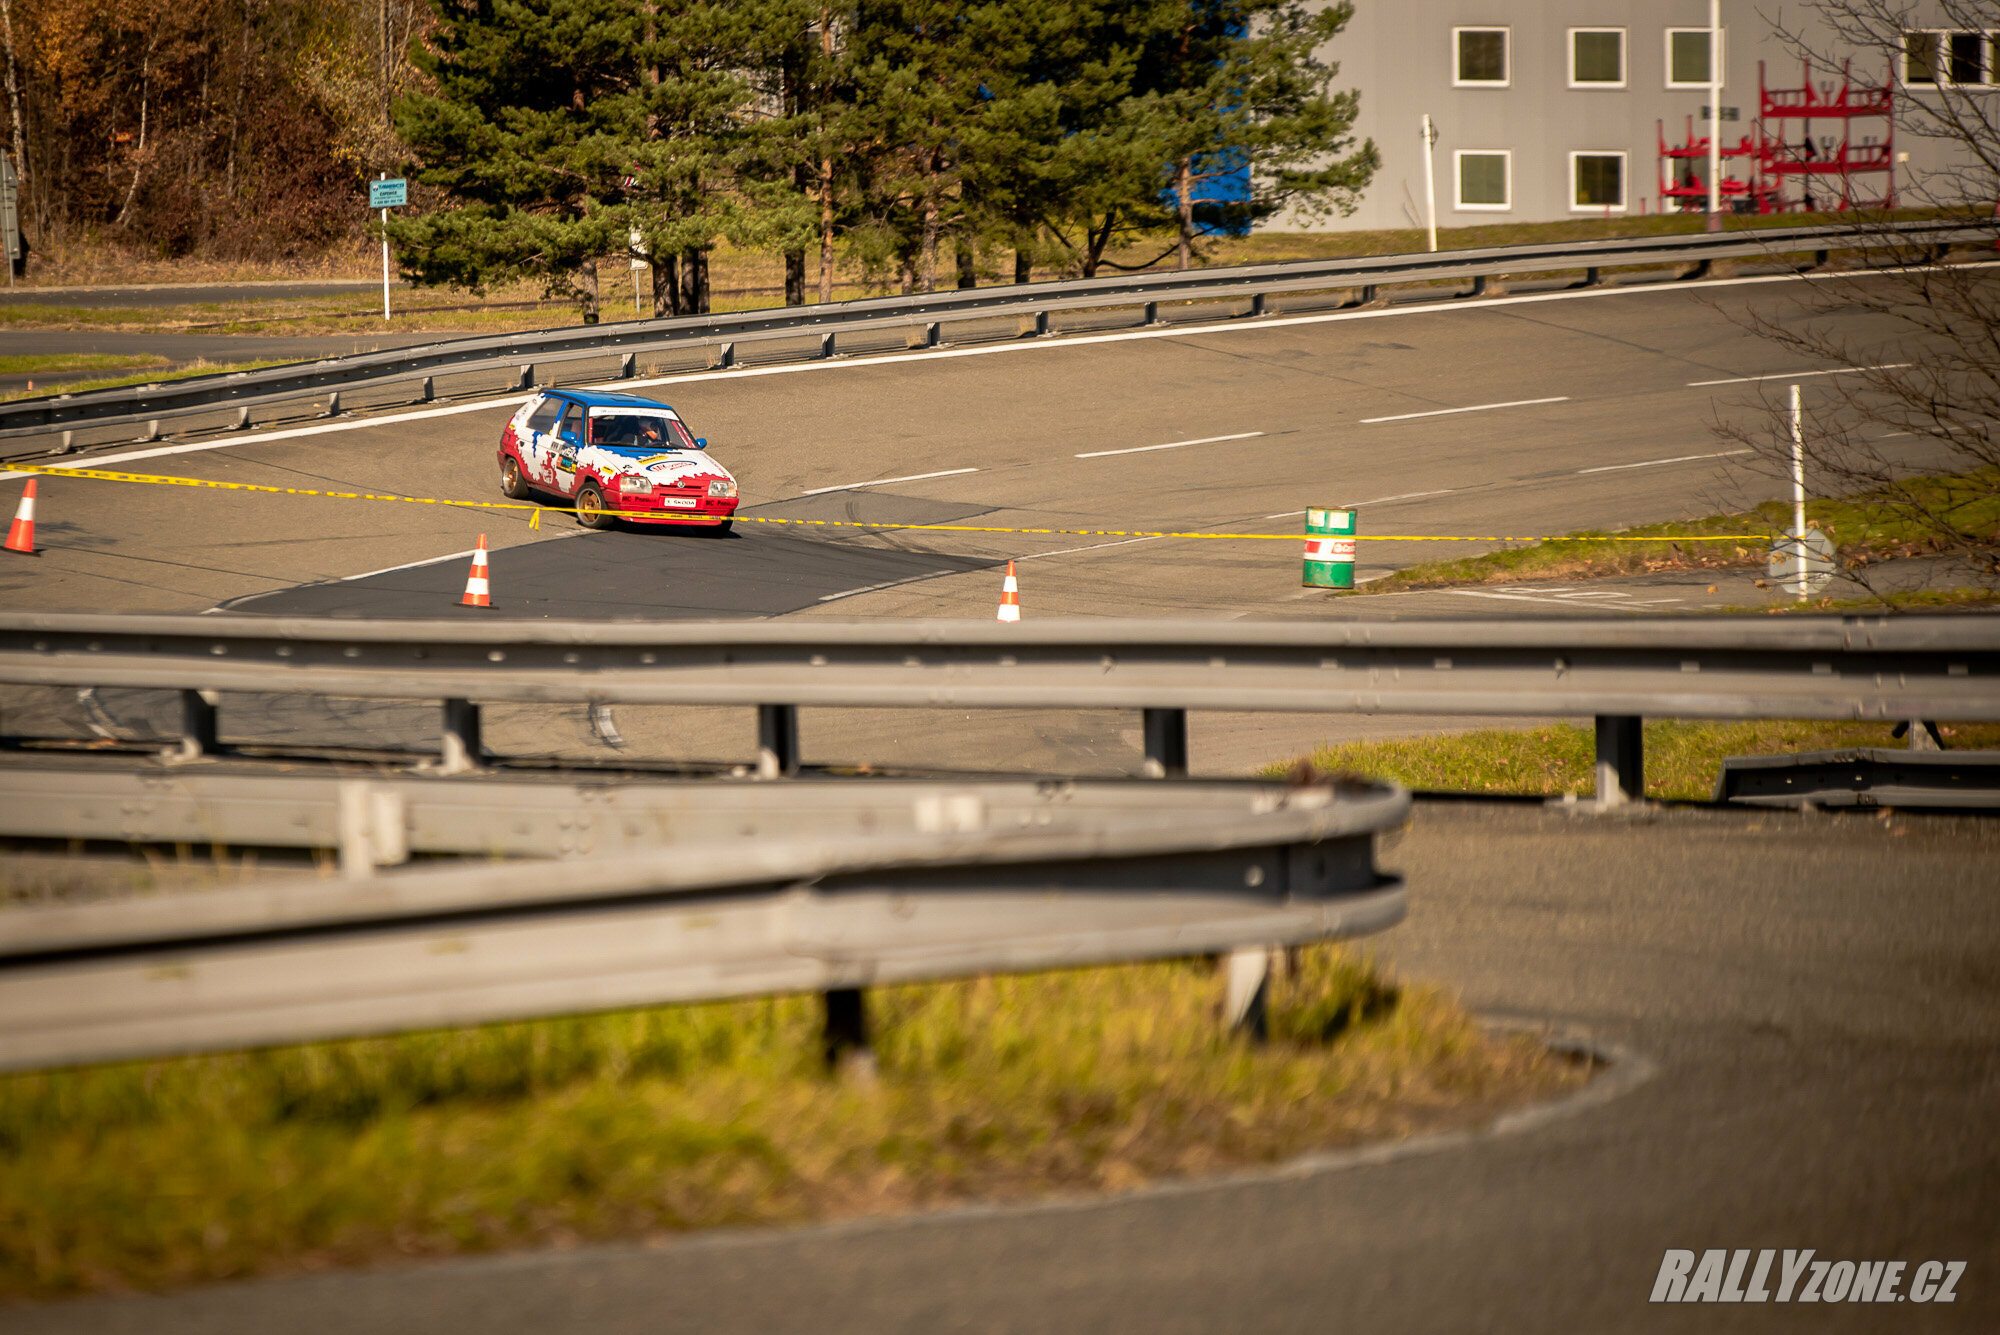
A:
498,389,739,532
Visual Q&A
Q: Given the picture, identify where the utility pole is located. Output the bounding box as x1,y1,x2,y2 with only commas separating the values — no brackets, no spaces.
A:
1790,382,1808,600
1707,0,1723,229
1420,114,1439,252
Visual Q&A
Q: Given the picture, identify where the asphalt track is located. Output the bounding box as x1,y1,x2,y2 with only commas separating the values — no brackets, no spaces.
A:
15,800,1998,1334
3,271,1997,1330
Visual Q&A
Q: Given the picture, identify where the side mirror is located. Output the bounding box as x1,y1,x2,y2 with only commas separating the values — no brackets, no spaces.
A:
560,431,580,447
694,437,708,450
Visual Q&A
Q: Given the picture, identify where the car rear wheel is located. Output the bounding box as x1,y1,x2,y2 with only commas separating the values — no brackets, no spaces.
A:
499,454,532,499
575,483,616,530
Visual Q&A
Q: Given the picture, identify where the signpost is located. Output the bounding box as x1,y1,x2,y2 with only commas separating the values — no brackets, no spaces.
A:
0,154,19,290
369,175,407,320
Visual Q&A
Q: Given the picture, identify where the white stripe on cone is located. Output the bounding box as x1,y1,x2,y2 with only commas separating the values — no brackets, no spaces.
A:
461,533,492,606
996,559,1020,622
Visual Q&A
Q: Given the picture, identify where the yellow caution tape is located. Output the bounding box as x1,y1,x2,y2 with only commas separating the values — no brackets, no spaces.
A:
9,464,1778,544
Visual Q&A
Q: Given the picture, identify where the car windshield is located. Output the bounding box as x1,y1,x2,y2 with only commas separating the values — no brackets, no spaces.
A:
588,410,697,450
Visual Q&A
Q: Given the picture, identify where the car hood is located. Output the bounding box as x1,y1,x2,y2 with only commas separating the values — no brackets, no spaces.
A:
586,447,733,484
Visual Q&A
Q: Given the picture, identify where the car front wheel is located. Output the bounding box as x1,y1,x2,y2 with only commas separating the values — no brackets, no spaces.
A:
575,483,616,530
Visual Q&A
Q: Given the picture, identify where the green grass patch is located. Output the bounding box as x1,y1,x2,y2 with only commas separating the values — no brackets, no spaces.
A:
0,945,1577,1298
1349,467,2000,600
1285,719,2000,801
0,353,169,376
0,359,296,403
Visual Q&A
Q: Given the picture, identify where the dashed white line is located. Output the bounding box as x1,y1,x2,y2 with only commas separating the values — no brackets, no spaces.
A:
799,467,979,495
1360,397,1569,424
1264,488,1455,519
1074,432,1263,459
1017,535,1162,560
1685,362,1911,387
1573,449,1751,475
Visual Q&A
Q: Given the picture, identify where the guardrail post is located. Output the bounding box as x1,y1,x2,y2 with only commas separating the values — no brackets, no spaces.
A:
1807,249,1831,272
1143,300,1159,325
142,419,162,442
1249,293,1268,317
59,430,74,454
516,365,534,390
1677,259,1712,281
1019,311,1049,338
322,392,341,418
337,781,410,877
1569,266,1604,290
232,407,251,430
818,332,836,359
822,986,872,1075
172,689,220,762
713,342,736,370
618,354,635,380
1222,947,1270,1039
1142,707,1188,778
1594,714,1643,806
757,703,798,779
440,698,482,774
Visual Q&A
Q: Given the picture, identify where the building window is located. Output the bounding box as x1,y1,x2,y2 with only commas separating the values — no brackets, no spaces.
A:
1666,28,1722,88
1570,28,1627,87
1455,151,1511,210
1570,152,1627,210
1454,27,1509,86
1905,30,1998,86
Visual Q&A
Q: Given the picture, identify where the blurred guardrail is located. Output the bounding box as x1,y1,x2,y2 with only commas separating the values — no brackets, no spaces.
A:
0,218,1987,447
0,771,1407,1071
3,611,1996,803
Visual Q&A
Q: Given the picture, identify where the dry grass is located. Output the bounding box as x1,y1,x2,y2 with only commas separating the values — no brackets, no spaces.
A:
0,942,1580,1299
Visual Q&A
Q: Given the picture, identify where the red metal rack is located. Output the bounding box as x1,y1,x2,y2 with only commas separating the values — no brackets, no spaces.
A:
1655,59,1896,214
1657,117,1777,213
1755,59,1896,212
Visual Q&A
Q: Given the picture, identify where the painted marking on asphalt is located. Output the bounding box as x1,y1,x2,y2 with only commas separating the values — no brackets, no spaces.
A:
1074,432,1263,459
1685,362,1911,387
1264,488,1455,520
1360,397,1569,424
14,264,1984,483
1018,535,1163,560
1573,449,1751,475
799,467,980,495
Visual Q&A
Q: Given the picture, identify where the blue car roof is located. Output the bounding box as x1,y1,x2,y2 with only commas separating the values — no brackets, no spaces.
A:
550,389,678,412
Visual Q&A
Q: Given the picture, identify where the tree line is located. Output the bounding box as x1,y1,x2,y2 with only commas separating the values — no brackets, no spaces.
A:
388,0,1378,319
0,0,428,259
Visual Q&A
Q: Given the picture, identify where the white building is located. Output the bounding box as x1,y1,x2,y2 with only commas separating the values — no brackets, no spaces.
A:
1314,1,1986,231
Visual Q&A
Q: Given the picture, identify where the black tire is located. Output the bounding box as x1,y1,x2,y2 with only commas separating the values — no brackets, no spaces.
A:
499,453,532,499
706,519,734,537
575,483,616,530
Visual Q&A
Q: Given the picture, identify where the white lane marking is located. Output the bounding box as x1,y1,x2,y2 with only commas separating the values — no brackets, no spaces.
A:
1017,535,1162,560
14,263,1988,483
815,570,968,604
6,393,531,477
1573,448,1751,474
333,527,591,582
1074,431,1263,459
1264,487,1456,519
1360,397,1569,424
1685,361,1911,387
1444,588,1640,607
799,467,979,495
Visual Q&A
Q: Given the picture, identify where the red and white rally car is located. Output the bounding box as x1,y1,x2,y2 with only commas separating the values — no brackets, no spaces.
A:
498,389,740,532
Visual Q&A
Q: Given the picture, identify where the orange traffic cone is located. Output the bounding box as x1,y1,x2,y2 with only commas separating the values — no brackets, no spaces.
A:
460,533,492,606
4,480,36,555
995,559,1020,622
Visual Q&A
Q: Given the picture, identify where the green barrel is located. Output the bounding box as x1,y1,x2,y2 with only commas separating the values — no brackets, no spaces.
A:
1302,508,1356,589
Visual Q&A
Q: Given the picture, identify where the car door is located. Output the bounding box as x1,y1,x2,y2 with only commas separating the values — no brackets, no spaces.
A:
550,400,586,497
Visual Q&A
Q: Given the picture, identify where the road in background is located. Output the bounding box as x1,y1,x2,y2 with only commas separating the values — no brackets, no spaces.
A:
17,800,1997,1334
0,278,1947,774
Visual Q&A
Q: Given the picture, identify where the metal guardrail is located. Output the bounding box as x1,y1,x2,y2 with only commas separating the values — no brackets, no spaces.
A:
0,772,1407,1071
0,218,1985,444
3,611,1997,801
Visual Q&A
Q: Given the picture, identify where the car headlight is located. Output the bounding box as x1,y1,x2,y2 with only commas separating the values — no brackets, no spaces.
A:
708,478,737,498
618,475,653,495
